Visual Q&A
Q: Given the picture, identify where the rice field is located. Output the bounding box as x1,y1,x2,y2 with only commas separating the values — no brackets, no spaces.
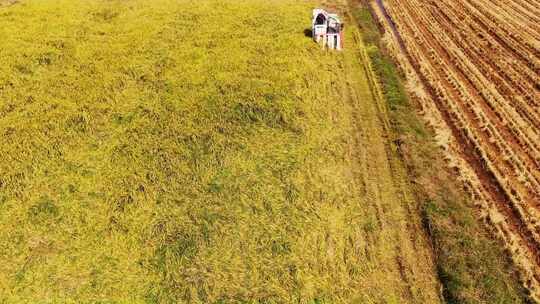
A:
1,0,533,303
0,0,443,302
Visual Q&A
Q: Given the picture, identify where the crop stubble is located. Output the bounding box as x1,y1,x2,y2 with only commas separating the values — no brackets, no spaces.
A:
369,0,540,300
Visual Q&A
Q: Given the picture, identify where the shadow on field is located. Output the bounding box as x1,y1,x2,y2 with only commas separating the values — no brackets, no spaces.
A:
304,28,312,38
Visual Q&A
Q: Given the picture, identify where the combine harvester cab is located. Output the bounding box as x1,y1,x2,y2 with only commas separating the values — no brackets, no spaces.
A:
312,9,328,43
312,9,343,51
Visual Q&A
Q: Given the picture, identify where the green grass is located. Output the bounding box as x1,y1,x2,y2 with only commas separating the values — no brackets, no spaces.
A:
350,2,530,303
0,0,441,303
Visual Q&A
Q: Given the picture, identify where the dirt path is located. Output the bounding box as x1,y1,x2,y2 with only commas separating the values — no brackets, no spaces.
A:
338,20,442,303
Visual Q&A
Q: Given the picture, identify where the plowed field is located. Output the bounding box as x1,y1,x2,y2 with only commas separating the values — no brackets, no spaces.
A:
368,0,540,300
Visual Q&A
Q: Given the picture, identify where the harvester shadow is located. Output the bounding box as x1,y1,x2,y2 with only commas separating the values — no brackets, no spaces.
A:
304,28,312,38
